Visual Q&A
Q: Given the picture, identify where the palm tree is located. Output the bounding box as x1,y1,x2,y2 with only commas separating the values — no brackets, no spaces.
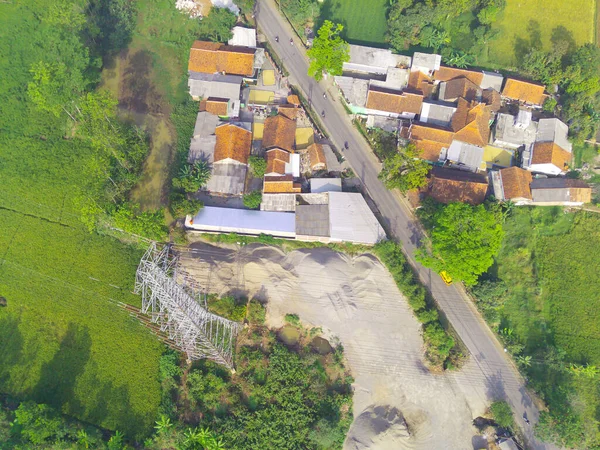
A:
516,355,532,368
192,161,211,187
180,164,193,178
446,51,472,68
107,430,124,450
154,415,173,435
77,429,90,449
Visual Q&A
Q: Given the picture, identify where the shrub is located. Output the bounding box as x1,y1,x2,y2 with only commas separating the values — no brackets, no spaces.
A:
209,295,247,322
490,401,515,430
285,313,301,326
110,202,168,241
249,155,267,178
243,190,262,209
247,300,266,325
169,192,203,218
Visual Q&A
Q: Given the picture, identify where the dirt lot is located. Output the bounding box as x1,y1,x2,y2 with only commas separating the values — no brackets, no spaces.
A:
176,242,492,450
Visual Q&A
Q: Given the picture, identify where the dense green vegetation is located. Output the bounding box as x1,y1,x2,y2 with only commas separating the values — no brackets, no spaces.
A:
242,190,263,209
248,155,267,178
470,208,600,448
146,300,353,449
307,21,350,81
489,400,515,431
417,199,504,285
378,143,431,194
373,241,458,369
518,42,600,141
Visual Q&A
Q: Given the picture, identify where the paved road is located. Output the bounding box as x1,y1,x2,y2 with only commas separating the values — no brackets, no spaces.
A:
256,1,554,449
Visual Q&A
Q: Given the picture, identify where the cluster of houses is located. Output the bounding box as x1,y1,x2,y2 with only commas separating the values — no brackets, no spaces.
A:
183,27,386,245
335,46,593,207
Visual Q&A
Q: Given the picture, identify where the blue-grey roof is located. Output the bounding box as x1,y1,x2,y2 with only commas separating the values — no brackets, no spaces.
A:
189,206,295,236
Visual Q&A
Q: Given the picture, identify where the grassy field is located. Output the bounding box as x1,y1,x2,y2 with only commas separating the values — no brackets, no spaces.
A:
489,0,595,67
0,209,163,438
319,0,388,46
477,208,600,446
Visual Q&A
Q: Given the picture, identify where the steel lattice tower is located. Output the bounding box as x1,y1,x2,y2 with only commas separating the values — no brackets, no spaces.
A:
134,243,239,370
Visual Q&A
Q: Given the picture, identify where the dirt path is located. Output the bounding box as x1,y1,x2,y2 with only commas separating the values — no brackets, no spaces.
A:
101,46,175,211
176,242,491,450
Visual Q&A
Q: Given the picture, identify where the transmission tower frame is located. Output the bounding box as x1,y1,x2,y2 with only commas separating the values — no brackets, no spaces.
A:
134,243,239,370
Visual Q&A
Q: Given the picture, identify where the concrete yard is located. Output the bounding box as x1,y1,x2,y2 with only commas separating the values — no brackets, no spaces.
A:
177,242,492,450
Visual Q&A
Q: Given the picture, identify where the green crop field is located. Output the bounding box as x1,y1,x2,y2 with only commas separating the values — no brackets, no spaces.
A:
320,0,389,46
488,0,595,67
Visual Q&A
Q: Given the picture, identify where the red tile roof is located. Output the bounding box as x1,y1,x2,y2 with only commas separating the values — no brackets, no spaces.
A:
430,167,488,205
434,66,484,85
265,148,290,175
501,78,547,106
365,87,423,114
451,99,491,147
262,114,296,152
531,142,572,171
308,143,327,170
499,167,532,200
263,175,302,193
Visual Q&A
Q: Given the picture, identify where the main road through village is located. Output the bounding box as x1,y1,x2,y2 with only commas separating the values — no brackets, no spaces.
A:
255,1,556,448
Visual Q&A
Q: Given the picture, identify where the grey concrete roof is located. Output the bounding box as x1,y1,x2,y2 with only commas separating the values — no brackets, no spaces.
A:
366,115,402,133
328,192,386,244
296,204,330,237
228,26,257,48
481,71,504,91
205,162,247,195
530,177,589,190
420,102,456,128
493,113,538,148
536,118,572,152
411,52,441,73
310,178,342,193
193,111,220,137
188,72,242,100
344,45,410,75
335,76,368,107
370,67,410,91
446,140,484,172
188,206,296,237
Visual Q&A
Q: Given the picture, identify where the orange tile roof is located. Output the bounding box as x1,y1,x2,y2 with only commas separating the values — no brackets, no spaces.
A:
531,142,572,171
501,78,547,105
408,71,435,97
262,114,296,152
188,41,255,76
414,140,447,161
434,66,484,85
278,105,298,120
200,97,229,116
308,143,327,170
442,77,481,101
452,99,491,147
366,87,423,114
287,95,301,106
430,168,488,205
263,175,301,193
214,123,252,164
499,167,532,200
266,148,290,175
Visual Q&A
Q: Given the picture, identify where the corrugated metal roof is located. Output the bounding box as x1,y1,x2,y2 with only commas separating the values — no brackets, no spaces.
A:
188,73,242,100
296,204,330,237
447,140,484,172
328,192,386,244
205,162,247,195
188,206,296,236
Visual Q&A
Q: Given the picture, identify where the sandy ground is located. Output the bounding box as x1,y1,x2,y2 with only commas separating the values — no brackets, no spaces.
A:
176,242,491,450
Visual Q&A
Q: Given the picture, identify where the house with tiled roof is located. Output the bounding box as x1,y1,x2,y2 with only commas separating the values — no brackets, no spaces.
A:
439,77,481,102
263,175,302,193
199,97,230,117
404,123,454,162
407,70,435,97
451,99,491,147
262,114,296,152
308,143,327,171
265,148,300,177
524,118,573,175
434,66,484,86
364,86,423,118
490,167,533,204
188,41,257,77
501,78,547,107
429,167,488,205
205,123,252,195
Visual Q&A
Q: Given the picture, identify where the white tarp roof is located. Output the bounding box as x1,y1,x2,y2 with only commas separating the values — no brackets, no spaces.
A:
285,153,300,177
328,192,385,244
228,26,257,48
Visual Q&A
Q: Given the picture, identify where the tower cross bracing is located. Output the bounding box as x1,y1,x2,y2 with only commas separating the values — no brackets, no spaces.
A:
135,243,239,370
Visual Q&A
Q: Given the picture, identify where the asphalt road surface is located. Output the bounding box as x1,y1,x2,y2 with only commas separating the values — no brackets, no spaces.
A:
255,1,556,448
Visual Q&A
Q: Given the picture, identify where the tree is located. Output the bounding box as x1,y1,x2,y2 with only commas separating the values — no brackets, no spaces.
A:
233,0,255,17
197,7,236,43
416,202,504,285
248,155,267,178
243,190,262,209
378,144,431,193
307,21,349,81
170,192,203,218
154,415,173,434
490,401,515,430
173,161,211,193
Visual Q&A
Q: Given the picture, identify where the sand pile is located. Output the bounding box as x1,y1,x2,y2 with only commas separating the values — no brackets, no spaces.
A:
177,242,487,449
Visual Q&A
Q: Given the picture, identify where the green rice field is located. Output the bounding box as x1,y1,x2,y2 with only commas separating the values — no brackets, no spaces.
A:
488,0,595,67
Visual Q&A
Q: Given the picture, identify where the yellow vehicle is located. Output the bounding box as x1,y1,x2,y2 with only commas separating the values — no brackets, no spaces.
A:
440,271,453,286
